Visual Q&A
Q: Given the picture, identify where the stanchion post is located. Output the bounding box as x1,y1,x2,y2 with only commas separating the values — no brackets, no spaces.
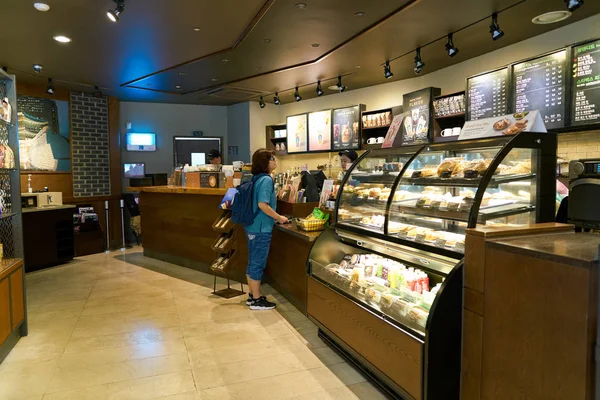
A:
104,200,110,254
120,199,126,251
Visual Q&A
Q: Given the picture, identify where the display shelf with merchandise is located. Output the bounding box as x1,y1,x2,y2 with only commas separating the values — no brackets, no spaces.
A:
307,131,557,400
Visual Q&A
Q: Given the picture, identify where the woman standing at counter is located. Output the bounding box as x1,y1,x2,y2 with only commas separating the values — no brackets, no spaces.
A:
245,149,289,310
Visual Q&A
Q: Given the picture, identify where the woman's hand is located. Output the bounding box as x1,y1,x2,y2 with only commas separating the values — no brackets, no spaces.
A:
276,215,290,224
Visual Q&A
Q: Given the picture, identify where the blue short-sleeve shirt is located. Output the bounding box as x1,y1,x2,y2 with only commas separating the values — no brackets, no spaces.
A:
245,175,277,233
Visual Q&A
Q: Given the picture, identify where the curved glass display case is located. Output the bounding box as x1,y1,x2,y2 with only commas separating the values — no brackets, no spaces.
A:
307,132,557,400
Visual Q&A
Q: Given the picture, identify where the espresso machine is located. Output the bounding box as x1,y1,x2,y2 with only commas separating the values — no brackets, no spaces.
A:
568,158,600,228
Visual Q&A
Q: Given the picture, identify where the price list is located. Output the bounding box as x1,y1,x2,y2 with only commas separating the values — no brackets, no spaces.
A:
513,50,567,130
572,40,600,126
467,68,508,120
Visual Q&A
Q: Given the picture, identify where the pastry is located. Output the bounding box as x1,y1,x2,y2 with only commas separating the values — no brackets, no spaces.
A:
437,158,464,177
503,124,525,136
493,118,510,131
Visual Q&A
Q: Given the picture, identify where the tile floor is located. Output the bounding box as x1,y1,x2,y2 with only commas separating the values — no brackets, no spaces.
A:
0,248,389,400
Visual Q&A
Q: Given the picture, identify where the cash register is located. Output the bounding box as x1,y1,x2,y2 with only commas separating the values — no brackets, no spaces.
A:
568,158,600,228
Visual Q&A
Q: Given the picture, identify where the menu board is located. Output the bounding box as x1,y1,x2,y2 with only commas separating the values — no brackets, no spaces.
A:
512,50,567,130
286,114,308,153
467,68,508,120
308,110,332,151
572,40,600,126
401,88,436,146
332,106,362,151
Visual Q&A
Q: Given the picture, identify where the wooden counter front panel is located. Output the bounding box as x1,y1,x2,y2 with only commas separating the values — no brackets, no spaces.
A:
307,277,423,400
10,268,24,330
140,192,224,266
0,278,10,344
461,309,483,400
481,247,594,400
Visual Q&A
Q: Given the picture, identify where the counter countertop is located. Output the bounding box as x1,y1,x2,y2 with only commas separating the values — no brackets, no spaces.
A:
489,232,600,269
22,205,76,214
275,223,322,242
0,258,23,280
129,186,228,195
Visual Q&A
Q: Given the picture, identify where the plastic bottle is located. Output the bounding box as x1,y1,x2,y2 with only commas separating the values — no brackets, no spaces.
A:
422,273,430,293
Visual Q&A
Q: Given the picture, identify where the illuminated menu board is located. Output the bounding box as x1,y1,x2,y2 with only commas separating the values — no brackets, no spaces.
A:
466,68,508,120
512,50,567,130
572,40,600,126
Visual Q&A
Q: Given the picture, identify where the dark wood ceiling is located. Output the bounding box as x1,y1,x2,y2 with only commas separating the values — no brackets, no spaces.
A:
2,0,598,105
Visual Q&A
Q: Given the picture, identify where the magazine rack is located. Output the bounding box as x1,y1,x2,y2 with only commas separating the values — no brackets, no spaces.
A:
210,209,244,299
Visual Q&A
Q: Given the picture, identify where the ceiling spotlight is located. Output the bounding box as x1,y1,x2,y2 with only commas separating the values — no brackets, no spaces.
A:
566,0,583,12
53,35,72,43
33,64,43,73
259,96,266,108
294,87,302,102
414,48,425,74
107,0,125,23
445,33,459,57
384,61,393,79
336,76,347,93
295,3,307,9
33,3,50,11
273,92,281,105
316,81,324,96
489,13,504,41
94,86,103,98
46,78,55,95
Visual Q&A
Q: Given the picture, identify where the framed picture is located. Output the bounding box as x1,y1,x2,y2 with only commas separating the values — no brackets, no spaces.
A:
332,105,364,151
308,109,332,152
286,114,308,154
17,95,71,172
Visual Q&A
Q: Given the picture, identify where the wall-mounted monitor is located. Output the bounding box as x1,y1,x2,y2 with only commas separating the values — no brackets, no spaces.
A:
124,163,145,178
126,133,156,151
173,136,221,166
286,114,308,154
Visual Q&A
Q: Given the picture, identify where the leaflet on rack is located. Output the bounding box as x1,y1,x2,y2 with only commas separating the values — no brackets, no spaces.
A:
458,110,546,141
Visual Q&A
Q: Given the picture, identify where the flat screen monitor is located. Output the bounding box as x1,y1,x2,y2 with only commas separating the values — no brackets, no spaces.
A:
126,133,156,151
173,136,221,166
124,163,145,178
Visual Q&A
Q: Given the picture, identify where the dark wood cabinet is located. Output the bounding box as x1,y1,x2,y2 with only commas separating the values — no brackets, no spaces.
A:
23,208,74,272
0,278,10,345
0,260,25,363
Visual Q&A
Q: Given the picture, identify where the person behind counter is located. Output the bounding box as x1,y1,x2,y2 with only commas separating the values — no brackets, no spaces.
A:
339,150,358,171
208,149,222,165
245,148,289,310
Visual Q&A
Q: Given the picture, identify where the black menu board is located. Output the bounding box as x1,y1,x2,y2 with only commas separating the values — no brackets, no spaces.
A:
466,68,508,120
572,40,600,126
512,50,567,130
332,105,363,151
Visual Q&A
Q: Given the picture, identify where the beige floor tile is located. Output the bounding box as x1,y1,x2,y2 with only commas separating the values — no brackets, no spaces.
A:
184,324,292,352
0,360,57,398
84,290,174,308
309,346,346,366
192,350,324,390
81,297,177,317
181,312,291,338
71,313,180,339
286,386,360,400
60,338,188,368
295,331,329,349
187,335,307,368
152,392,202,400
16,317,79,346
347,382,389,400
2,341,66,364
42,370,196,400
327,363,367,386
64,326,183,354
200,367,349,400
46,353,191,393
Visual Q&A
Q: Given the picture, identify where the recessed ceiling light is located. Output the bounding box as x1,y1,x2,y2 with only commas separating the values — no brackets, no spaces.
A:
311,43,320,48
355,65,361,69
295,3,307,9
255,66,263,70
222,59,230,62
53,35,72,43
176,85,181,90
146,83,151,86
34,2,50,11
262,38,271,44
178,72,186,76
532,10,572,24
327,85,339,91
354,11,365,17
193,27,200,32
212,78,218,82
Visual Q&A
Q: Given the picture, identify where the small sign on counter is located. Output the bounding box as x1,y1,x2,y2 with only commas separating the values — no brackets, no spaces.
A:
458,110,546,141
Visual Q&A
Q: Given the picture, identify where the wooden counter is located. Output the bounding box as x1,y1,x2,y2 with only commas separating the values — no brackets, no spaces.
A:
129,186,227,195
0,258,25,363
462,224,600,400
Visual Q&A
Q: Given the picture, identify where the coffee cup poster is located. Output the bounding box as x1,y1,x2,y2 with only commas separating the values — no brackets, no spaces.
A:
308,110,332,151
332,106,361,151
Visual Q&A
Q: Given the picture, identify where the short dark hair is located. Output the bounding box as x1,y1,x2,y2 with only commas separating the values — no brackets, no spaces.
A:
208,149,221,159
251,148,274,175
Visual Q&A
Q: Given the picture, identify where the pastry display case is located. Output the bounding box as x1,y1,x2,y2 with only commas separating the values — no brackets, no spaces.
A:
306,132,557,400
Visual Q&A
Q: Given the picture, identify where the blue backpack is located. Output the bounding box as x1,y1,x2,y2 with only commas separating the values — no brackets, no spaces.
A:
231,173,269,226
